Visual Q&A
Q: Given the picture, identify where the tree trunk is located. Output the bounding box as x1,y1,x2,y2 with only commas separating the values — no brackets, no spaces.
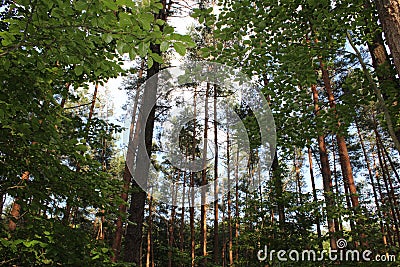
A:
213,84,219,264
200,83,209,267
307,146,323,249
374,124,400,245
234,148,239,262
320,61,360,210
271,151,285,227
112,62,144,262
123,45,160,264
0,194,4,220
8,170,30,231
180,149,187,255
168,171,177,267
365,16,400,143
227,131,233,266
355,120,387,245
311,84,337,250
347,32,400,152
190,87,197,267
146,194,153,267
63,83,99,225
331,140,344,233
375,0,400,78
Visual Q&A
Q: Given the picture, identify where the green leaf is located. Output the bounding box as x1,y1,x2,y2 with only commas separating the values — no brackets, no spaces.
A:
150,52,163,63
102,33,113,44
163,25,174,34
129,47,136,60
147,57,154,69
119,13,132,27
74,65,83,76
173,42,186,56
160,41,169,52
102,0,118,10
76,144,87,152
138,42,150,57
117,41,126,55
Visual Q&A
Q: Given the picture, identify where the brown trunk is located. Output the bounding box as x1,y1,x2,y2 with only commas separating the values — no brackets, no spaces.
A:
311,84,337,250
112,61,144,262
190,87,197,267
180,150,187,255
271,151,285,226
168,172,177,267
124,0,170,262
320,61,360,209
376,134,400,245
234,148,239,262
377,134,400,184
63,83,99,225
123,47,159,264
294,149,302,205
221,201,226,267
374,124,400,245
213,84,219,264
365,17,399,141
200,83,209,267
355,121,387,245
146,194,153,267
375,0,400,78
227,132,233,266
331,140,343,233
347,32,400,152
307,146,323,249
8,171,30,231
0,194,4,220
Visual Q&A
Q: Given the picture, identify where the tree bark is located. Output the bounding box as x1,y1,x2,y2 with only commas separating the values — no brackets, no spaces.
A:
146,194,153,267
307,146,323,249
112,62,144,262
190,87,197,267
200,83,209,267
8,171,30,231
234,148,239,263
123,46,160,264
213,84,219,264
271,151,285,227
168,172,177,267
365,17,400,142
227,132,233,266
320,61,360,210
375,0,400,78
311,84,337,250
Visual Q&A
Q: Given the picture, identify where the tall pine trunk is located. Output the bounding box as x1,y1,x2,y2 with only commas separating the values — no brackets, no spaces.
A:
375,0,400,78
112,61,144,262
311,84,337,250
320,61,360,210
213,84,219,264
307,146,323,249
123,45,160,264
200,83,209,266
190,87,197,267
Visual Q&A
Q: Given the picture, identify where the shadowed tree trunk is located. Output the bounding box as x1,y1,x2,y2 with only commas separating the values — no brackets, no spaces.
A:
307,146,323,249
213,84,219,264
200,83,209,267
190,87,197,267
8,171,30,231
112,61,144,262
311,84,337,250
375,0,400,78
123,46,160,264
